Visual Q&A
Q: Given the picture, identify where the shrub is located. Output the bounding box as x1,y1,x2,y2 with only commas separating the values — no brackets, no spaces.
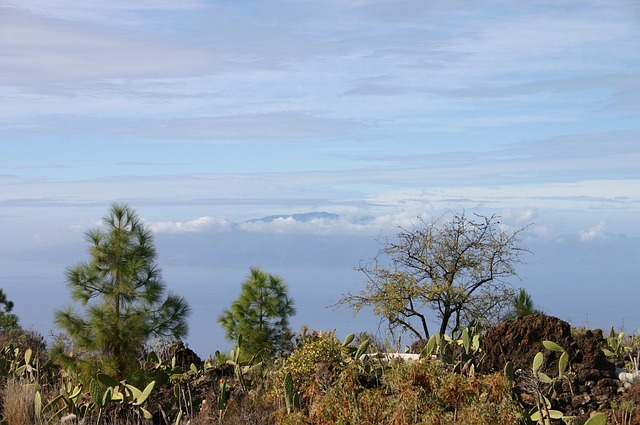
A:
0,327,48,364
309,359,522,425
271,331,348,408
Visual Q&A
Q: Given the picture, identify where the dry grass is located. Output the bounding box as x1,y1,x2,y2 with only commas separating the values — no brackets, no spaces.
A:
2,379,37,425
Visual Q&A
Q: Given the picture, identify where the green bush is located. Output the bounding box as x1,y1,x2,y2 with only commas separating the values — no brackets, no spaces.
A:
271,331,348,407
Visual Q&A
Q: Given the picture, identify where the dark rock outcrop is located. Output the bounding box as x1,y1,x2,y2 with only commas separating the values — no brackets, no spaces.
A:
480,314,619,421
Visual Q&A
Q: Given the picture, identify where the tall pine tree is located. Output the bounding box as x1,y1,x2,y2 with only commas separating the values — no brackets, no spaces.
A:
53,204,190,380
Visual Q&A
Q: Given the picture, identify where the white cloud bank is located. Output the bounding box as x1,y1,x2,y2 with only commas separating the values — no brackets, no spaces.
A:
147,207,545,237
579,221,607,242
236,212,432,236
149,216,231,234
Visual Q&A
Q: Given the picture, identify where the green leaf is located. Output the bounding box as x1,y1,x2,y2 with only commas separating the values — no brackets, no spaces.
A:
134,381,155,406
542,340,564,353
342,333,355,346
537,372,553,384
24,348,33,366
284,372,294,414
125,383,142,401
111,390,124,403
461,328,470,353
355,339,370,360
424,334,438,357
584,412,607,425
140,407,153,420
173,383,180,398
532,352,544,372
69,385,82,401
530,408,564,422
102,387,113,406
558,351,569,377
97,373,119,388
34,391,42,421
89,379,103,408
504,361,514,381
471,334,481,352
217,380,228,411
548,410,564,419
602,348,615,358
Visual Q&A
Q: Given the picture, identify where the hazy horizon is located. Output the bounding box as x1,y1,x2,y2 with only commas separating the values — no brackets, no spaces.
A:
2,211,639,358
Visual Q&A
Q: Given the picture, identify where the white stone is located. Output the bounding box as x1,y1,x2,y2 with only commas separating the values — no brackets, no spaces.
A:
359,352,421,362
617,368,640,389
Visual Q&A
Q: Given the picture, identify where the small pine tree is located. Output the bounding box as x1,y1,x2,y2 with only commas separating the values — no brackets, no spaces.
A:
504,288,543,321
53,204,190,380
218,267,295,356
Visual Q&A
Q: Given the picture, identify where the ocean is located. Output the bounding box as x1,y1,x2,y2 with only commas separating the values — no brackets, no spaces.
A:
1,255,639,359
0,259,381,358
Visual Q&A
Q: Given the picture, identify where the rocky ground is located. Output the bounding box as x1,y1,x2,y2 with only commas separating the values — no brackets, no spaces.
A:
480,314,640,424
154,315,640,424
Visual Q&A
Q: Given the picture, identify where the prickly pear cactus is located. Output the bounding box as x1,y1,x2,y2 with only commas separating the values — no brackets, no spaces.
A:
284,371,294,414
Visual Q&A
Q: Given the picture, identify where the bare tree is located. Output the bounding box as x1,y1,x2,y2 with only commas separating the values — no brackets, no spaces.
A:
338,211,530,340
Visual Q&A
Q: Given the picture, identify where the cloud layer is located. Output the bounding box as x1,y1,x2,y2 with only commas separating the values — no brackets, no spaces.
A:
1,0,639,250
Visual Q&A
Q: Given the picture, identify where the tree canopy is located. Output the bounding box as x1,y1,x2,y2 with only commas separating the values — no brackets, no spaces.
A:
218,267,296,356
53,204,190,380
0,289,18,331
339,211,530,340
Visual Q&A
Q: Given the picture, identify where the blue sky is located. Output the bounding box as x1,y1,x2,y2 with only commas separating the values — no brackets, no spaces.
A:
1,1,640,353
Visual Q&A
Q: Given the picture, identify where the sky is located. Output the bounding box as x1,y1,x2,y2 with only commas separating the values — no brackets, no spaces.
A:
1,1,640,356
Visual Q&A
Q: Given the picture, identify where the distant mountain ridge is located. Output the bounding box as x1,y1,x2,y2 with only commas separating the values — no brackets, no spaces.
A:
244,212,341,223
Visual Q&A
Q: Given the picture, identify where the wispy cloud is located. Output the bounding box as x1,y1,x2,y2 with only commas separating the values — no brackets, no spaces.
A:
0,7,211,84
1,0,639,249
2,0,636,128
122,113,362,141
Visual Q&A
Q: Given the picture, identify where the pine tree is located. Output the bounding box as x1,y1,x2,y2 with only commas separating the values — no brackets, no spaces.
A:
504,288,543,321
0,289,19,331
53,204,190,380
218,267,295,356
